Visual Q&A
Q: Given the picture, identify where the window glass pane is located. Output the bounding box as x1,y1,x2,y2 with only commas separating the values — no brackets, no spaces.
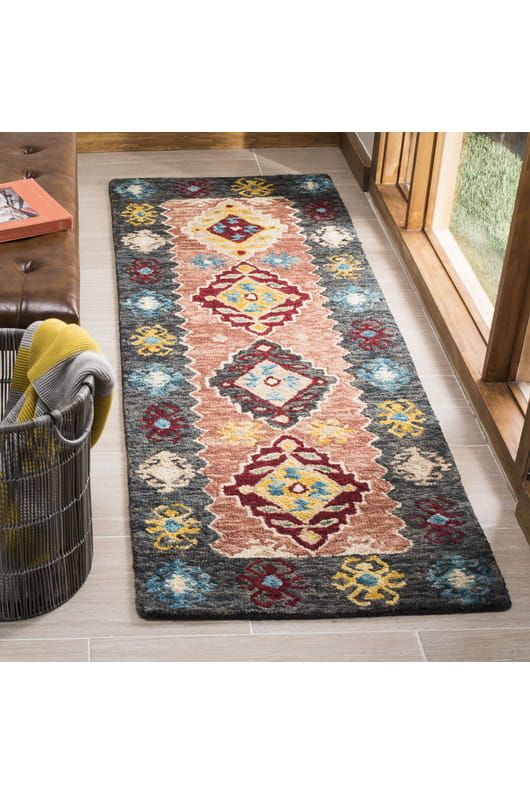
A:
449,132,525,305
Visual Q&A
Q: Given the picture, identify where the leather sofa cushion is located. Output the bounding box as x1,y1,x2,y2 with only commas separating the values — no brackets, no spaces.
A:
0,133,79,328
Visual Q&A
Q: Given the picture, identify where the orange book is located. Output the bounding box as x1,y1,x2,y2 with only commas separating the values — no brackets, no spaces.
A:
0,178,72,243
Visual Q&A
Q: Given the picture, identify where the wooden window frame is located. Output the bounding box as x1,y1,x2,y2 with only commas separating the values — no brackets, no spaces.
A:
482,141,530,383
368,132,530,542
397,132,417,201
406,132,436,231
425,133,493,340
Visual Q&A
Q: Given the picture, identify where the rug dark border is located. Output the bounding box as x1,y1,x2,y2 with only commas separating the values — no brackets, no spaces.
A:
109,174,512,621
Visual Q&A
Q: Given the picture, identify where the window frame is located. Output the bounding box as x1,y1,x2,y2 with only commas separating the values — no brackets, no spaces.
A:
369,131,530,541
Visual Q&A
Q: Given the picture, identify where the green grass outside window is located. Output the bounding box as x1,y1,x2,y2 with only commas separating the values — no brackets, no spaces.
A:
450,132,523,303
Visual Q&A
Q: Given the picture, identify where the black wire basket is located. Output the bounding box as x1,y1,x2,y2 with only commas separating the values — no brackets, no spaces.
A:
0,328,94,620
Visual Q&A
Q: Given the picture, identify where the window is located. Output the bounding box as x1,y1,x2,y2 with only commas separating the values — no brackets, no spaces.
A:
427,133,525,334
370,131,530,532
450,133,524,303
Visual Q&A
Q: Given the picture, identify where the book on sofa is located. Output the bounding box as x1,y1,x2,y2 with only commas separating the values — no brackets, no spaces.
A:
0,178,72,243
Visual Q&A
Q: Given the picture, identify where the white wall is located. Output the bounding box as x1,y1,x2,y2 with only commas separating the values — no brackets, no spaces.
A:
355,132,375,157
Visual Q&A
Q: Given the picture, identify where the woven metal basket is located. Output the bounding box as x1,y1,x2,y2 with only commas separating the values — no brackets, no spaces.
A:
0,328,94,620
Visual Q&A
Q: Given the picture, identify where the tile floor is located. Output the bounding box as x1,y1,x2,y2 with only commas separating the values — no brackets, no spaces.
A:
1,146,529,662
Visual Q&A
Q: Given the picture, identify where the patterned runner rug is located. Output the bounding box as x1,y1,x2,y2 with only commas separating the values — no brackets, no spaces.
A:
110,175,510,619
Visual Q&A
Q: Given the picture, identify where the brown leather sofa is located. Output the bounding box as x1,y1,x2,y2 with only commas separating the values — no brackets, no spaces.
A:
0,133,80,328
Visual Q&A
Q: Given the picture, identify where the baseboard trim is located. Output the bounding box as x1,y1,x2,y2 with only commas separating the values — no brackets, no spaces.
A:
340,132,371,191
516,483,530,544
76,132,340,153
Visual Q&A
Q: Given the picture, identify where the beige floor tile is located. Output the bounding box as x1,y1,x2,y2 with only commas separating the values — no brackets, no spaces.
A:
334,182,376,220
91,396,125,455
78,321,119,359
48,146,530,661
0,639,88,662
254,146,350,176
420,375,486,446
450,446,516,529
80,267,118,306
419,628,530,661
352,218,398,254
90,630,422,662
79,249,116,278
91,450,129,534
375,279,427,321
92,512,130,539
485,524,527,553
389,313,453,375
363,248,414,281
428,400,486,447
78,150,260,181
357,251,427,320
420,372,469,403
78,213,113,239
0,537,250,641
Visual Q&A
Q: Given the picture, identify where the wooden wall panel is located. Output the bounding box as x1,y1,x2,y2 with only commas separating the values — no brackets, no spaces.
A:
77,132,340,153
